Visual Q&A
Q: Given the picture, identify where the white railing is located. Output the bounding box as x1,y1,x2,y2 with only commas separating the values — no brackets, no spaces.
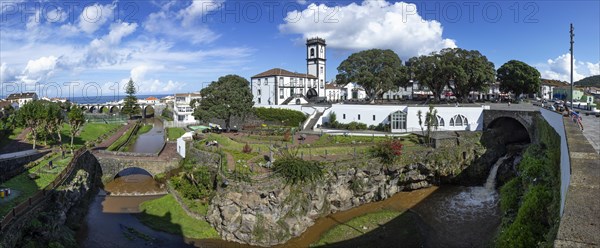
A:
163,120,200,128
302,107,318,130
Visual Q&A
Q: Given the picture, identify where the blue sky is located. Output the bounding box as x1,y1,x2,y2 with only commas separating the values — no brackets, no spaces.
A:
1,0,598,98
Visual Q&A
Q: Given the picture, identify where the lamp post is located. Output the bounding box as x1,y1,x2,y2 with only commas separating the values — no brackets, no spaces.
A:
570,23,574,108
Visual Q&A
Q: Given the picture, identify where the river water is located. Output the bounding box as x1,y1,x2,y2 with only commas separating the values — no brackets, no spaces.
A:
129,118,165,154
79,156,507,247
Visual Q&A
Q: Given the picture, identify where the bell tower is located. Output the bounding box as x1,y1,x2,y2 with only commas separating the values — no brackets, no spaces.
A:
306,38,326,96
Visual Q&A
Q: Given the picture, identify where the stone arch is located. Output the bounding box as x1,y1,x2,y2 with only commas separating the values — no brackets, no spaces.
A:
144,105,155,118
114,167,153,179
89,106,97,113
487,116,532,145
109,106,120,114
80,106,88,111
99,106,109,114
306,88,318,99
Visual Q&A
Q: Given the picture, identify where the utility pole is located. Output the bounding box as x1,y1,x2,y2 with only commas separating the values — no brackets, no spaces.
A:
570,23,574,108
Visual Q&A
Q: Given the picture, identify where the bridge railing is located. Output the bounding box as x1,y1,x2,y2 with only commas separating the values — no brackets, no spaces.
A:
0,147,87,232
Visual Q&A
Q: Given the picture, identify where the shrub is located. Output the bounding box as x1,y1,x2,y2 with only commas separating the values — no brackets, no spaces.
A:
273,149,323,185
370,140,403,168
282,130,291,142
242,143,253,153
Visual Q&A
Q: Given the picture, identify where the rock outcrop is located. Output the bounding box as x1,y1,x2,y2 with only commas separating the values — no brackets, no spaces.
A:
207,143,484,247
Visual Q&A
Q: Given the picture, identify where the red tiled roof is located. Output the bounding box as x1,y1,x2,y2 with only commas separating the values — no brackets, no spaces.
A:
325,84,341,89
252,68,317,79
146,96,159,100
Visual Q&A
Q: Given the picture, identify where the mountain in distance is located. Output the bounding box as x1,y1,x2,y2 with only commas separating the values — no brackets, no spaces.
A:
574,75,600,87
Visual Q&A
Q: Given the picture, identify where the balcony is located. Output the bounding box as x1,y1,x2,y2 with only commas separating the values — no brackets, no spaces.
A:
278,82,305,88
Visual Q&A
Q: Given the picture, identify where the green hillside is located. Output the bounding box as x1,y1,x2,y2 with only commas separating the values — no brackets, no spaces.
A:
574,75,600,87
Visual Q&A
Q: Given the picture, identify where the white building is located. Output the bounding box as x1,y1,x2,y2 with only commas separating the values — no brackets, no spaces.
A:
7,92,38,106
342,82,367,100
325,83,343,102
173,93,202,123
251,38,327,105
139,96,160,105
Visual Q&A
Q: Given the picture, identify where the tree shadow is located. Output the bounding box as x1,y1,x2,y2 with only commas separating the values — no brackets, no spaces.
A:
315,210,425,248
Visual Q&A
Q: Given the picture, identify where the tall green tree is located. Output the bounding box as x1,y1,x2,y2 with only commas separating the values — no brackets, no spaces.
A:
409,54,446,101
192,75,254,131
439,48,495,102
336,49,409,102
44,102,64,150
16,100,45,149
121,79,140,119
68,106,85,153
497,60,541,98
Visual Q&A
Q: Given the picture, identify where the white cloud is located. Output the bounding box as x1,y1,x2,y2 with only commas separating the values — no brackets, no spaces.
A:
121,65,185,94
279,1,456,59
296,0,308,5
0,63,18,83
19,56,59,83
178,0,223,27
78,2,116,34
143,2,220,44
540,53,599,82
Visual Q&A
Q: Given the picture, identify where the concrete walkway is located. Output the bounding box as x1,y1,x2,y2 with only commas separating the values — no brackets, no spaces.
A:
580,114,600,154
555,116,600,247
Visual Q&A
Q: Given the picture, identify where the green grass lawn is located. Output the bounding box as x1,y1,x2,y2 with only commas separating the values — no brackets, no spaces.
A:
137,124,153,135
0,153,73,216
166,127,186,140
61,123,122,147
136,194,218,239
107,124,136,151
314,134,419,147
0,126,24,149
313,210,403,246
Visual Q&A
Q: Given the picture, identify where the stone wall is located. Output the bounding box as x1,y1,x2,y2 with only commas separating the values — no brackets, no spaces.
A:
0,151,51,183
96,156,180,183
0,151,101,248
206,142,485,247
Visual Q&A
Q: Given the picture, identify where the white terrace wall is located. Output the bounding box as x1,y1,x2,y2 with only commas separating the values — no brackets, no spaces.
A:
406,106,489,132
319,105,404,127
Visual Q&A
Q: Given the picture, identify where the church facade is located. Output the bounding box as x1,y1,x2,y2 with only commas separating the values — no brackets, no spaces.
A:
251,38,327,105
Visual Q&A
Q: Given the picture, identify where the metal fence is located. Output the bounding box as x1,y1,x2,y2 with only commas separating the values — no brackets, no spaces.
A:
0,147,86,231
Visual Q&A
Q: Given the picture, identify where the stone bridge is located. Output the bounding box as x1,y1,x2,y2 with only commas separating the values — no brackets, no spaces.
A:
76,103,166,118
94,153,180,183
483,109,542,144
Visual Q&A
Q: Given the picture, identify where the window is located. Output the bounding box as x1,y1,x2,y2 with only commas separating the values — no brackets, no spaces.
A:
279,89,284,99
358,114,361,120
257,98,261,104
257,89,261,95
391,111,407,130
264,79,268,85
426,115,445,127
450,115,468,126
310,48,315,57
373,115,376,121
320,66,323,74
343,114,346,119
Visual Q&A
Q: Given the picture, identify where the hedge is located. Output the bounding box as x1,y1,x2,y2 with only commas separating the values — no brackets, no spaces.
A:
254,107,307,127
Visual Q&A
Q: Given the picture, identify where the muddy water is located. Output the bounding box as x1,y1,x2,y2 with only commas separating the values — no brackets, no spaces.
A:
105,174,165,196
281,187,439,247
130,118,165,154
